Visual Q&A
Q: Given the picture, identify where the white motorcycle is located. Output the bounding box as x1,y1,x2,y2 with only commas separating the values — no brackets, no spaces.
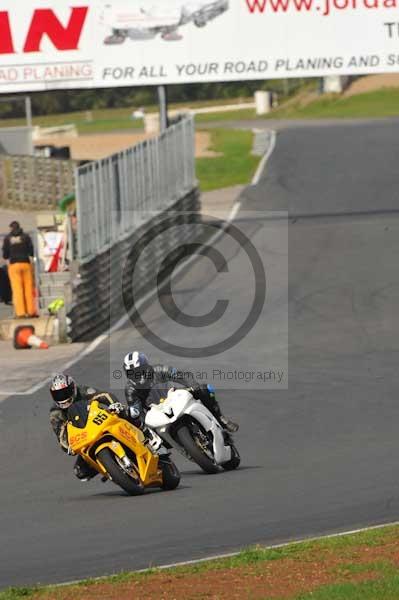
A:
145,388,240,474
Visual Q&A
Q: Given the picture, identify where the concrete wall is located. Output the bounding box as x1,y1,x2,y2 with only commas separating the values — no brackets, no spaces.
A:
0,154,75,210
0,127,34,156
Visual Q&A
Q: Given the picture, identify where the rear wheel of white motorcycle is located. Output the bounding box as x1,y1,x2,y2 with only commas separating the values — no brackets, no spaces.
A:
177,424,219,474
97,448,144,496
159,456,181,490
221,444,241,471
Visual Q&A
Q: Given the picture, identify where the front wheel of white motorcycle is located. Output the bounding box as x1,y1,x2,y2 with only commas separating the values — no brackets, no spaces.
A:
176,424,219,474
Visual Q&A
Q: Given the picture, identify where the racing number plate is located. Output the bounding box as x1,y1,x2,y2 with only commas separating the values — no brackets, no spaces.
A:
93,412,108,426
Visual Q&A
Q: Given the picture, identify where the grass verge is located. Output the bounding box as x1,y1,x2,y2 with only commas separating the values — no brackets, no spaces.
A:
196,128,259,192
267,88,399,120
195,108,256,124
2,87,399,134
2,524,399,599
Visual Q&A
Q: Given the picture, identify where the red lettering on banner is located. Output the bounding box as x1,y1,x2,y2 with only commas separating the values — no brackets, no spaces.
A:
246,0,312,10
24,7,88,53
0,12,15,54
246,0,267,10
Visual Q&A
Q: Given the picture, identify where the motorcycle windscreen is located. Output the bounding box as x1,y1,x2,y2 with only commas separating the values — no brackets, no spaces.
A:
66,399,90,429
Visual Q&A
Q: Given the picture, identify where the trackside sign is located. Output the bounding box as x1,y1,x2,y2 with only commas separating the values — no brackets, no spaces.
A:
0,0,399,91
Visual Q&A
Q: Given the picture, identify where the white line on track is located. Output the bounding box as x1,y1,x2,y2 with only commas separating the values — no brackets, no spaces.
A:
54,519,399,588
135,519,399,572
252,130,276,186
4,130,276,398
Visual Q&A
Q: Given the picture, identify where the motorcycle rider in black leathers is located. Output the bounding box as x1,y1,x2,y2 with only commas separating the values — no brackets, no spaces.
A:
123,352,239,433
49,373,151,482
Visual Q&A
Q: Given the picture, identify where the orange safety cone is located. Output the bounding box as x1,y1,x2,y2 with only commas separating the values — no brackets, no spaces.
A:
13,325,49,350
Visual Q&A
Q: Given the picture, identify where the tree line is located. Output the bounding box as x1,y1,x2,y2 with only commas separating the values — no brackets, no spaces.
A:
0,79,312,118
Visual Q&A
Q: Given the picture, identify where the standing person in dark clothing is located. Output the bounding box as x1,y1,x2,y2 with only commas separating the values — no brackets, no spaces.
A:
0,258,12,305
2,221,36,317
123,351,239,433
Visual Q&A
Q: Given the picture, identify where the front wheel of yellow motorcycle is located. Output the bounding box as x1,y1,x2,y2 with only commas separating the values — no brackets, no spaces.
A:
97,448,145,496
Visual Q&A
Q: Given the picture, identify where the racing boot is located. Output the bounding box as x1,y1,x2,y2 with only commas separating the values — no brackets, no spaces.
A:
200,385,239,433
219,414,239,433
74,457,98,482
143,427,163,454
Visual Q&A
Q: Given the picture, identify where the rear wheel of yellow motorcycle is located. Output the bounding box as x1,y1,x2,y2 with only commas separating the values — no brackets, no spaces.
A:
97,448,144,496
159,456,180,490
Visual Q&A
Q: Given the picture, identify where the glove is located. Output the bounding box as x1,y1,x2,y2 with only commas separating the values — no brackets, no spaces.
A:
143,428,163,453
107,402,125,415
128,406,141,420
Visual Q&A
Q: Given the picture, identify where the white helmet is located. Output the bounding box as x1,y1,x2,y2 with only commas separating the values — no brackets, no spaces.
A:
123,351,153,389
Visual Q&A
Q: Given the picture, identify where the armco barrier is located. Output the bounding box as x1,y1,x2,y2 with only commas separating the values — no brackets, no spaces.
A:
67,188,200,341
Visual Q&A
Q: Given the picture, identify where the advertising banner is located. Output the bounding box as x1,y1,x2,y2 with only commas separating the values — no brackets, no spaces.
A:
0,0,398,92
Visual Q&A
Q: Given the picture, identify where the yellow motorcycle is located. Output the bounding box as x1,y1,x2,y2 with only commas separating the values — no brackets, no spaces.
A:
67,396,180,495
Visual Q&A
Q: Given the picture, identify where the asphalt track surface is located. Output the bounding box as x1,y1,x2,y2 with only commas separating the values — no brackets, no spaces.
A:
2,120,399,588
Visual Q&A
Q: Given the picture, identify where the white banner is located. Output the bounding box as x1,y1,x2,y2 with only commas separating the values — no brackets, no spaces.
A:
0,0,398,92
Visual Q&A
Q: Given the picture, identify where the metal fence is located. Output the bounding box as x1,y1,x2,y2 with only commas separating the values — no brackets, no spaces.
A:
75,115,196,261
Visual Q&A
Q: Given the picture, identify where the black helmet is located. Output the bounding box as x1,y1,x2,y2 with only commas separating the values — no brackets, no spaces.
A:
50,373,77,409
123,351,154,390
